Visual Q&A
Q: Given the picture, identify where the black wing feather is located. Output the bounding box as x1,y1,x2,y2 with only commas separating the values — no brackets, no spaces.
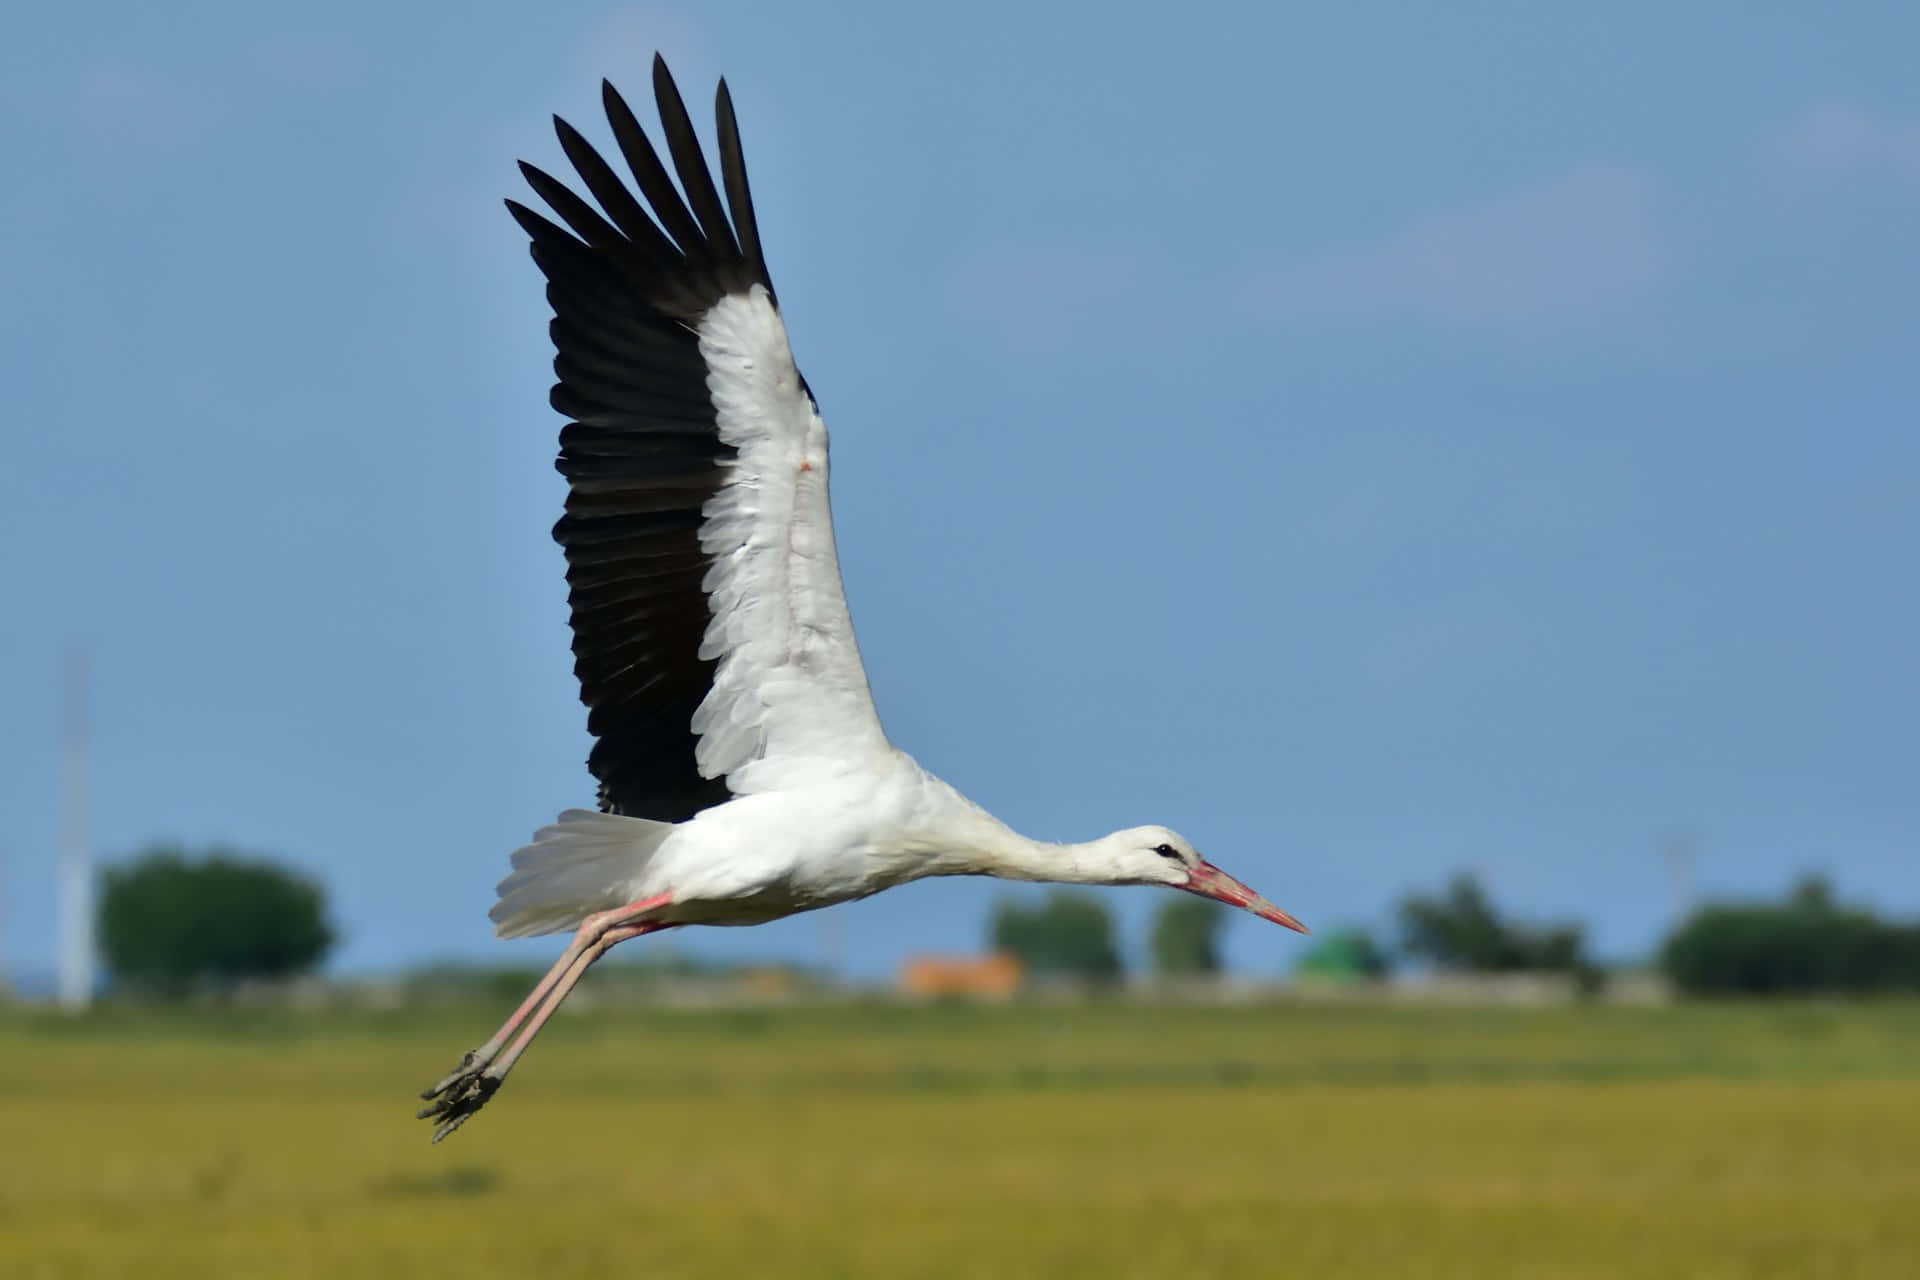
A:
601,80,711,264
512,54,780,820
551,118,683,267
715,80,773,302
650,58,744,278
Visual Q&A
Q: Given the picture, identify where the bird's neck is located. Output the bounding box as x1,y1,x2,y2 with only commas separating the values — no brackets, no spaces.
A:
910,784,1116,885
976,835,1117,885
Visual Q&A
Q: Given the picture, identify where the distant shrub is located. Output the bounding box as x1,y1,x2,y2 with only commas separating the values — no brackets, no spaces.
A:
100,847,336,995
1398,874,1587,974
1149,897,1226,977
1661,876,1920,995
990,891,1122,982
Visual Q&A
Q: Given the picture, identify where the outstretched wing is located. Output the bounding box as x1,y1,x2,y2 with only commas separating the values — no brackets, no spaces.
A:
509,55,888,820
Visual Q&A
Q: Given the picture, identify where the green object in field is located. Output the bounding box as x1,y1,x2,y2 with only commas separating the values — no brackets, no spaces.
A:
1296,929,1391,981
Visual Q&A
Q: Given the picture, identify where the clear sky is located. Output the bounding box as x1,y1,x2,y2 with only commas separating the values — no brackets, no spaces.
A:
4,1,1916,982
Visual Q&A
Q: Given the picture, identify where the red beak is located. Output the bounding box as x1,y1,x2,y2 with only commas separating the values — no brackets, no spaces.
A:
1182,861,1310,934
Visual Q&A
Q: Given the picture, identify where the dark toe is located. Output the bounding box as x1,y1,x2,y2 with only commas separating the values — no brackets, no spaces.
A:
421,1074,502,1143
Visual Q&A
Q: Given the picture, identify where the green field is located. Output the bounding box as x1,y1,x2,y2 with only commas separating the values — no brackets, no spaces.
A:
5,1000,1919,1278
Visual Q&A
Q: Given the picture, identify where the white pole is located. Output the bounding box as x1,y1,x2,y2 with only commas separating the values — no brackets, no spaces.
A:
817,906,844,984
57,650,92,1011
1664,831,1695,925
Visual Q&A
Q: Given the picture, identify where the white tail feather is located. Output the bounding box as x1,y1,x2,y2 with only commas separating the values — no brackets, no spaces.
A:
490,809,675,939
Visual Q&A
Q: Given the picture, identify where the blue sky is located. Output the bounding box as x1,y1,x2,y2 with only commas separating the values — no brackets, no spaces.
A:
3,2,1916,982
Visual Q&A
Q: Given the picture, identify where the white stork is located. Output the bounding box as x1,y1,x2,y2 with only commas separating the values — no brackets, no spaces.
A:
419,55,1307,1141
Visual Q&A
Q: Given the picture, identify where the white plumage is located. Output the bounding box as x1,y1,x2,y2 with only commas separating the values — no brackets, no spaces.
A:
689,290,884,785
419,55,1306,1142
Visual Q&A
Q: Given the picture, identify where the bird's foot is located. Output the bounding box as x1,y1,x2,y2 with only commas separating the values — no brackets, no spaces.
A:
421,1047,494,1102
416,1070,502,1143
417,1049,504,1143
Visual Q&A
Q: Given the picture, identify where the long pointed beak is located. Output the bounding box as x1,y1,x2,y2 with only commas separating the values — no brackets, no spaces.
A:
1183,861,1310,934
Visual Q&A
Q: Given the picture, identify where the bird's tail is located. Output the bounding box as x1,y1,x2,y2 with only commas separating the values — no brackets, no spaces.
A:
489,809,675,939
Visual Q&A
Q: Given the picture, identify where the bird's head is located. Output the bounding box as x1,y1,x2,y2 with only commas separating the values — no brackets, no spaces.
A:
1094,826,1309,933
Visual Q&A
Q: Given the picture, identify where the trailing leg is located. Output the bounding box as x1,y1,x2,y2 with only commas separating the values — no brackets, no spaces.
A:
416,893,673,1139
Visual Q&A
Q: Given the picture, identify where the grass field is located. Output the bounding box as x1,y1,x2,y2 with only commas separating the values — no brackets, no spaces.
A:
4,999,1919,1278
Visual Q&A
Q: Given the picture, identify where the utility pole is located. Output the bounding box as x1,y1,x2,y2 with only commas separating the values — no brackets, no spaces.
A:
0,842,9,1000
57,650,93,1011
1664,830,1695,925
817,906,845,986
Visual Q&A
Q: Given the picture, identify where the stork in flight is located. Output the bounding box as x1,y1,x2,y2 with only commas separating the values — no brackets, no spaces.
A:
418,55,1307,1141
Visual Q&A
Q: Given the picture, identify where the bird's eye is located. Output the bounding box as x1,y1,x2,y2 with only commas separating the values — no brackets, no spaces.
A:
1153,843,1180,860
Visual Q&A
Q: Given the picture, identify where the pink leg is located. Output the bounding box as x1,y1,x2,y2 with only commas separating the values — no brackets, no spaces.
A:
420,892,674,1099
417,893,673,1141
487,921,661,1079
419,918,671,1142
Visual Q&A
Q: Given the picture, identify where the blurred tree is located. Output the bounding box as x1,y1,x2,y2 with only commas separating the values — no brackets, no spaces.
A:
1398,874,1586,974
100,847,335,995
990,891,1122,982
1661,875,1920,995
1149,897,1225,977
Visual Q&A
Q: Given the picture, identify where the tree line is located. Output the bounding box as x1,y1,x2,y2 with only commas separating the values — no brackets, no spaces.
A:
88,844,1920,997
991,871,1920,995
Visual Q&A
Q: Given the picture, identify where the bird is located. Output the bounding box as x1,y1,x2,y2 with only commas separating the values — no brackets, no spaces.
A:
417,54,1308,1142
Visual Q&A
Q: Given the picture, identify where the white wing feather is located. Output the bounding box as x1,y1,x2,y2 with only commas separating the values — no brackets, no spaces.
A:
690,287,889,790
